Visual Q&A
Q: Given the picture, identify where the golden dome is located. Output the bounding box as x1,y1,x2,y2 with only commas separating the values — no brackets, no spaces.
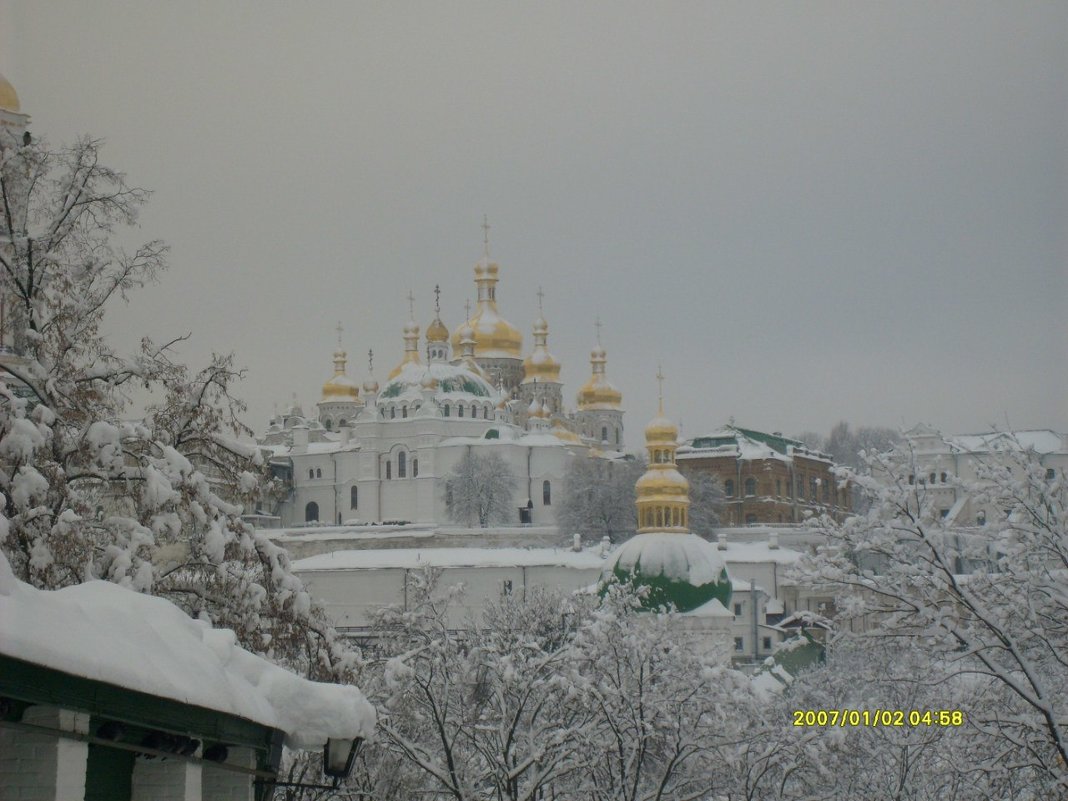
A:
426,316,449,343
451,257,523,359
577,344,622,410
321,349,360,402
552,421,584,444
389,316,422,380
644,414,678,445
522,314,561,384
635,467,690,498
0,73,20,112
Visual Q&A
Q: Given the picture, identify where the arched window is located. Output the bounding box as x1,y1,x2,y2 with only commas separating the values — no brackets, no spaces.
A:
324,419,333,431
308,469,315,480
744,477,757,497
471,405,477,418
339,418,347,428
443,404,450,417
316,468,323,478
385,460,391,480
601,425,608,441
398,451,407,478
940,472,948,483
412,458,418,478
305,502,319,522
725,479,735,497
543,480,551,505
616,428,621,445
977,510,986,526
390,406,396,419
458,405,464,418
402,405,408,419
350,485,358,509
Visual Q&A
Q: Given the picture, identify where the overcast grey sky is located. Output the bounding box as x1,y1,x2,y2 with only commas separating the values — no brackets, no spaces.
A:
4,1,1066,440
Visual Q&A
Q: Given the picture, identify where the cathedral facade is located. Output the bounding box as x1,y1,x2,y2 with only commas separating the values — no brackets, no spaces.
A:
260,241,627,527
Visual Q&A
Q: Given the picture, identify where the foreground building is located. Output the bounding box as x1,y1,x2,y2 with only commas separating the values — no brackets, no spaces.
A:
676,425,850,525
0,553,374,801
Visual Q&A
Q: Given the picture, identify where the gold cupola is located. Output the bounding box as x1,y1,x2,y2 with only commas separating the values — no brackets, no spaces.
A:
388,293,423,379
577,344,623,411
451,219,523,359
522,291,561,385
0,72,20,113
321,324,360,401
635,369,689,532
426,284,449,344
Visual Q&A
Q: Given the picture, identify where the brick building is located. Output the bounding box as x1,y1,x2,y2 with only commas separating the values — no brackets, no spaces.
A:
676,426,849,524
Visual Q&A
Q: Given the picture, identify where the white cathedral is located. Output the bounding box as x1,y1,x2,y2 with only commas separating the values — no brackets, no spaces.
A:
259,236,627,527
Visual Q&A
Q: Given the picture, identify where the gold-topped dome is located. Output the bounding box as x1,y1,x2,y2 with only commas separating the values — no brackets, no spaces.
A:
522,301,562,384
389,305,422,380
322,349,360,401
635,371,689,532
426,317,449,343
0,72,20,112
450,243,522,359
577,346,622,410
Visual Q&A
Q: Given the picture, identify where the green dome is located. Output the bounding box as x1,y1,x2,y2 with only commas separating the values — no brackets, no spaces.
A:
602,533,732,613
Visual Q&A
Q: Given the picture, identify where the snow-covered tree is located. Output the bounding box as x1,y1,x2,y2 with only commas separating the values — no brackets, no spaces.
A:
556,455,642,542
688,469,725,539
444,450,517,527
804,440,1068,793
0,134,349,677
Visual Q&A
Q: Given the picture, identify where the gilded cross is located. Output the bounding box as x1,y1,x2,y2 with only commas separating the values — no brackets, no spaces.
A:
481,215,491,255
434,283,441,314
335,321,343,347
406,290,415,319
536,286,545,313
594,317,603,345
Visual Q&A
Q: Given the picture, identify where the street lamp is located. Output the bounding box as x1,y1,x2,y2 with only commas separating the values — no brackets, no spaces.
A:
323,736,363,781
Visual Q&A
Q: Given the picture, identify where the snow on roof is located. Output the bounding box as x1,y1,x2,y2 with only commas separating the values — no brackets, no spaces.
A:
680,597,733,618
765,597,785,614
0,553,375,750
606,533,727,585
292,546,607,571
720,541,802,565
949,429,1065,455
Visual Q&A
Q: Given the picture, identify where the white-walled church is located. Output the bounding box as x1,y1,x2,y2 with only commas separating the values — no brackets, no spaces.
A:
259,234,627,527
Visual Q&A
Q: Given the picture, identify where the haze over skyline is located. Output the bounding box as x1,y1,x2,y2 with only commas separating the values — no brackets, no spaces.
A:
4,2,1066,441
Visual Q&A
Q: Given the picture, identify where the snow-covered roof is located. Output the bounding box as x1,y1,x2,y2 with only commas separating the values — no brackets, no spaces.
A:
948,429,1065,455
0,553,375,750
719,541,803,565
379,361,497,405
680,597,733,618
292,546,606,571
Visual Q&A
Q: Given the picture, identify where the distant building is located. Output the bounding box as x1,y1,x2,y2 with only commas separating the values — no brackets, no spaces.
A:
884,424,1067,527
675,425,850,525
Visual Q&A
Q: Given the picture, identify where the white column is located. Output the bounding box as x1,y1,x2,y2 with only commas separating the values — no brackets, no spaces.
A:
201,747,255,801
0,706,90,801
131,753,202,801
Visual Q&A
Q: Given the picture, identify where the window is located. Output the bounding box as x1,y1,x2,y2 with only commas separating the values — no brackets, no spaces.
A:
308,469,314,480
316,468,322,479
398,451,407,478
744,478,756,497
1047,468,1056,480
762,636,772,651
725,479,734,497
350,486,358,509
543,480,551,505
390,406,396,419
929,472,936,485
822,480,829,501
776,479,782,496
977,510,986,526
502,579,513,596
797,477,805,498
601,425,608,441
940,508,949,519
339,418,347,428
324,419,332,430
471,405,477,418
616,428,620,445
745,513,757,524
304,502,319,522
444,404,450,417
412,458,418,478
734,637,744,652
385,460,391,480
402,406,407,419
908,474,915,485
458,405,464,418
734,602,743,616
940,471,948,483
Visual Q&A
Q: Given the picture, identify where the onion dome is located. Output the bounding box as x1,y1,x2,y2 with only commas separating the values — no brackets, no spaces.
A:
604,533,732,613
363,377,379,394
0,72,20,112
420,370,439,390
321,347,360,402
426,316,449,343
388,314,422,380
577,346,623,410
601,381,731,613
522,313,561,384
451,245,523,358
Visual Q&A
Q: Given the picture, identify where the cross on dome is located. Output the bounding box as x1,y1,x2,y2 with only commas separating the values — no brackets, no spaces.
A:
481,215,491,256
406,290,415,319
434,283,441,314
536,286,545,313
335,321,343,348
594,316,603,346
